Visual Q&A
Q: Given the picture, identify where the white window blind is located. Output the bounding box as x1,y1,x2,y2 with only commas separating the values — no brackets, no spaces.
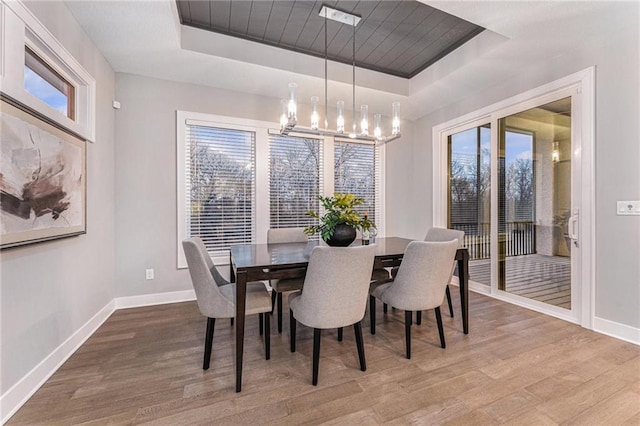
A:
334,141,381,226
185,124,255,253
269,134,322,229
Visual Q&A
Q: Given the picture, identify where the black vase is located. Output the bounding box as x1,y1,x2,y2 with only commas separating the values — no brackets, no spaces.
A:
325,224,356,247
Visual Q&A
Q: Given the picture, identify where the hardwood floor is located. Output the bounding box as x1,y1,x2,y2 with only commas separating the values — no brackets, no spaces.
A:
8,292,639,425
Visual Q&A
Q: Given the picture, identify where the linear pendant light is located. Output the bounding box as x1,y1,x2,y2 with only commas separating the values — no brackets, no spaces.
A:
279,5,401,145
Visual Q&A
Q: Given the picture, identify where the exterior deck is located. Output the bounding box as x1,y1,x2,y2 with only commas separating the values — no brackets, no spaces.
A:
466,254,571,309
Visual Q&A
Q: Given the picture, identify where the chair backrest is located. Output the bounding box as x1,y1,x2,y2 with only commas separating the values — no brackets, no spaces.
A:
425,227,465,245
182,237,235,318
385,240,459,311
191,236,230,287
425,227,464,282
295,245,376,329
267,227,308,244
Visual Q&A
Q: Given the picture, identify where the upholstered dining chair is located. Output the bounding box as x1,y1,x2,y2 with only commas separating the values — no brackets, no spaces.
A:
388,227,465,321
267,227,308,333
289,244,376,385
370,240,459,359
182,237,272,370
419,227,465,323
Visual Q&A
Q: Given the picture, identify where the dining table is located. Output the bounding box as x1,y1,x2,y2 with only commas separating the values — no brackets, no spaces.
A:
229,236,470,392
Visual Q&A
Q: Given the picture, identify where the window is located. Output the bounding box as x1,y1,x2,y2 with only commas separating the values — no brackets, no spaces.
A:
184,123,255,254
334,140,380,225
269,134,322,229
0,1,96,140
24,46,75,119
177,111,386,267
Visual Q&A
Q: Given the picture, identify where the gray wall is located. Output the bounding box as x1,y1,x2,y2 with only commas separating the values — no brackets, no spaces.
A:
1,2,116,392
391,23,640,328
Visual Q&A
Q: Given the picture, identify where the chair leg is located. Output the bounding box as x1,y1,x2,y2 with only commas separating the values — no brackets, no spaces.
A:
259,313,264,336
435,307,446,349
290,309,296,353
312,328,321,386
383,303,388,314
405,310,412,359
416,311,422,325
277,292,283,334
369,295,376,335
337,327,343,342
271,290,276,314
264,311,271,360
203,317,215,370
446,285,454,317
354,321,366,372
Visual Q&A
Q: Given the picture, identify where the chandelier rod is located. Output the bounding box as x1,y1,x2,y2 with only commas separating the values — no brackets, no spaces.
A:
324,8,328,130
352,15,356,136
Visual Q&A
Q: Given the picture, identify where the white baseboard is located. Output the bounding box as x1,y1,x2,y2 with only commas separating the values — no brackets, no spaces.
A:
114,289,196,309
1,300,116,424
593,316,640,346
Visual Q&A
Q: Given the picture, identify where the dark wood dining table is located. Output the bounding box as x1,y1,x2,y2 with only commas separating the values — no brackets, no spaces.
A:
229,237,470,392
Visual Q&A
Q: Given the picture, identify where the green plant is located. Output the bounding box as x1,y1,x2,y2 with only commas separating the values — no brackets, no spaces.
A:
304,193,376,241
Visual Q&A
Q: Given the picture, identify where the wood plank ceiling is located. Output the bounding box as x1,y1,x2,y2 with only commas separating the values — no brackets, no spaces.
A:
176,1,484,79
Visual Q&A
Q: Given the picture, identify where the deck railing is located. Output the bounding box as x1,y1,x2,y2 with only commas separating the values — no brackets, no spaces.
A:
451,222,536,260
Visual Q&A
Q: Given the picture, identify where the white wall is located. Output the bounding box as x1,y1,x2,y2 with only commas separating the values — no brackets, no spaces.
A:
390,23,640,329
0,0,115,410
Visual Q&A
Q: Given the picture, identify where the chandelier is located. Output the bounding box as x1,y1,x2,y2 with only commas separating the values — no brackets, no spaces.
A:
279,5,401,145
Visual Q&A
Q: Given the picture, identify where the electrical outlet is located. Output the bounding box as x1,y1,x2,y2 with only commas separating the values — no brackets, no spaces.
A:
617,201,640,216
145,269,154,280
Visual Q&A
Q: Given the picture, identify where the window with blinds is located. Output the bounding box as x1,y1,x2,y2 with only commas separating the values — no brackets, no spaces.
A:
185,124,255,253
269,134,322,229
334,141,380,226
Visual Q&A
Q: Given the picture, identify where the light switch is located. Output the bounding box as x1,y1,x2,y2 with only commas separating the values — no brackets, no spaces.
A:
617,201,640,215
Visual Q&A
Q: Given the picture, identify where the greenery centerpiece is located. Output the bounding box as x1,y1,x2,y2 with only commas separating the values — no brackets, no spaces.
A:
304,193,376,246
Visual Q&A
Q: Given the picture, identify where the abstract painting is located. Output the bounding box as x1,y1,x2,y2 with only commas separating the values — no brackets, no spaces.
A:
1,99,86,249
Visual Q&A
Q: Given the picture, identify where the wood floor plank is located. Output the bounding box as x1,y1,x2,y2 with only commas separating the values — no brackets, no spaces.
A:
6,293,639,425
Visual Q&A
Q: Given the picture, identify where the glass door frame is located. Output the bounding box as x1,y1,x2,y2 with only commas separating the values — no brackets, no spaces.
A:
432,68,595,328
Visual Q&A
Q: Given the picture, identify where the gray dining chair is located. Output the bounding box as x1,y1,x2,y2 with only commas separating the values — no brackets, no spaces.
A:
182,237,272,370
420,227,465,322
289,244,376,385
388,227,465,321
267,227,308,334
370,240,459,359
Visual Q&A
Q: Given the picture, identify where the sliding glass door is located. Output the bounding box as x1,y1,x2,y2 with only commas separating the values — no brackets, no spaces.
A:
448,124,491,286
443,91,584,320
498,97,573,309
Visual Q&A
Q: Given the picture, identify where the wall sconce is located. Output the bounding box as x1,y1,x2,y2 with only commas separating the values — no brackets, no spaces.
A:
552,141,560,162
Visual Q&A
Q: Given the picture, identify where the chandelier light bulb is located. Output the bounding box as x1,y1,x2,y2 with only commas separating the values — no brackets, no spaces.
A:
280,99,288,130
336,100,345,133
373,114,382,139
360,104,369,136
391,101,400,135
310,96,319,130
288,82,298,121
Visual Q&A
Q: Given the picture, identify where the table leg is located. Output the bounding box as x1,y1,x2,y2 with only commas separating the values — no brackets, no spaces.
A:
235,270,247,392
457,249,469,334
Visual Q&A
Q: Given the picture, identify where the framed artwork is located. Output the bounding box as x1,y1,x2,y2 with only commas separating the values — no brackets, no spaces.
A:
1,98,86,249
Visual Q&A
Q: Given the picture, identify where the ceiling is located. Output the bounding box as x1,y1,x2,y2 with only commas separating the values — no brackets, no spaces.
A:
64,1,638,120
176,1,484,79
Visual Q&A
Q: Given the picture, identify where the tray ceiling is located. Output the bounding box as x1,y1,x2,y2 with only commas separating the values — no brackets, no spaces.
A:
176,1,484,79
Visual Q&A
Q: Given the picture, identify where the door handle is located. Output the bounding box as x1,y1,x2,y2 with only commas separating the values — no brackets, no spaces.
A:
568,209,579,247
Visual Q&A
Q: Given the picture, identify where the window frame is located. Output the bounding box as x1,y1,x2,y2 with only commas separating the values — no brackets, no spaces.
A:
24,45,76,120
177,111,386,268
1,1,96,141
